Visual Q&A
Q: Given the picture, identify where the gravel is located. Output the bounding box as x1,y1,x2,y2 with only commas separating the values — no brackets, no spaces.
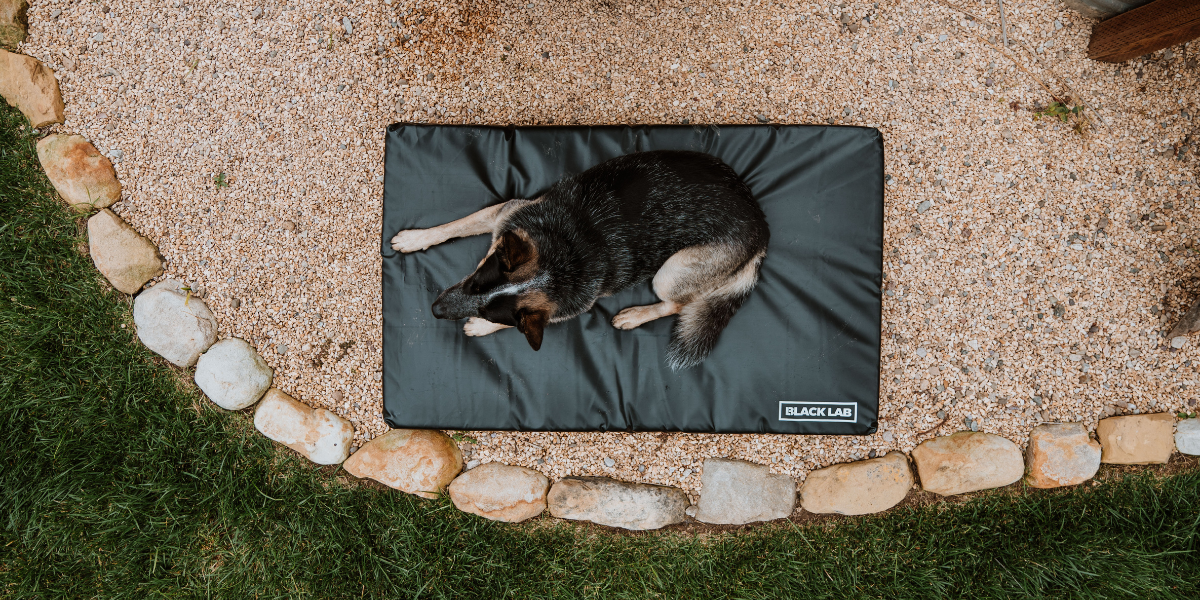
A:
18,0,1199,497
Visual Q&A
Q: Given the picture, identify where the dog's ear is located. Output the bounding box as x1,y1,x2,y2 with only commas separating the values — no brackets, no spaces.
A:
498,230,534,272
515,308,549,351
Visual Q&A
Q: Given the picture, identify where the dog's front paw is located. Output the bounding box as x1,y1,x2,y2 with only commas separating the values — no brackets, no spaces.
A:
390,229,442,253
463,317,510,337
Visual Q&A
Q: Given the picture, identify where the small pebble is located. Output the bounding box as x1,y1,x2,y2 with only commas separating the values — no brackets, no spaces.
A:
603,457,615,468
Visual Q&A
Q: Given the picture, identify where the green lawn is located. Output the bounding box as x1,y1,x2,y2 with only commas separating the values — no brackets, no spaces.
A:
1,101,1198,599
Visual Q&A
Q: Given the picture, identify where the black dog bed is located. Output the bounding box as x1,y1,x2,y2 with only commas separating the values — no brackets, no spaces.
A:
381,124,882,434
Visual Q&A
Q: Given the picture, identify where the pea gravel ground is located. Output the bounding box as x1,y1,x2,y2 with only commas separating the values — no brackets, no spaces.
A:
17,0,1199,496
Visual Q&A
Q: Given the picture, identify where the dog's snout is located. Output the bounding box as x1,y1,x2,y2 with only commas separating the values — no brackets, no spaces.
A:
431,282,474,320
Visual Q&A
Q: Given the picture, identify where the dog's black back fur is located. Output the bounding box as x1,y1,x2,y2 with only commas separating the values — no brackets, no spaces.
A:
503,150,770,321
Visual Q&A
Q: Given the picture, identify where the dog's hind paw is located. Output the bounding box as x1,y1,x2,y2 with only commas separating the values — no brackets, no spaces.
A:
390,229,443,253
612,306,652,330
464,317,511,337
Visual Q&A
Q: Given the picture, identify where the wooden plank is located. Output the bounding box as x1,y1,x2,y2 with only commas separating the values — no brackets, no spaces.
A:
1087,0,1200,63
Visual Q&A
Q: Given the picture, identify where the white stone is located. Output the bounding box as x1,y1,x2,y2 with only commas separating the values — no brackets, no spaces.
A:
253,389,354,465
695,458,795,525
194,338,273,410
1174,418,1200,456
133,279,217,367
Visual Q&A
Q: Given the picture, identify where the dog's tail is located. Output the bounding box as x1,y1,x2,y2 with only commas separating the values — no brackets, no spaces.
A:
666,252,764,370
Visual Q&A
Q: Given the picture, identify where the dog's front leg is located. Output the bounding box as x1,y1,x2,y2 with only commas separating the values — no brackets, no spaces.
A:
391,203,507,253
391,199,535,253
463,317,513,337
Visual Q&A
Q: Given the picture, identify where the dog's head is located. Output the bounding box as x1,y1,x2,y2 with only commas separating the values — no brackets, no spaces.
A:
431,229,554,350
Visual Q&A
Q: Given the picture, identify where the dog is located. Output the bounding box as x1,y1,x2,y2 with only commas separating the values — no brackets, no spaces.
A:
390,150,770,369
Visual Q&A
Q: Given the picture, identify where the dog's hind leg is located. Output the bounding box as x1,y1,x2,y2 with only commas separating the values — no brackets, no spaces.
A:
391,199,532,253
612,301,681,330
463,317,513,337
612,244,764,369
611,244,736,330
665,249,764,369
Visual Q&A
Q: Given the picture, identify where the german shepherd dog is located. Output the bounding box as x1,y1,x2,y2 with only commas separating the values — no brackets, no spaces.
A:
390,150,769,369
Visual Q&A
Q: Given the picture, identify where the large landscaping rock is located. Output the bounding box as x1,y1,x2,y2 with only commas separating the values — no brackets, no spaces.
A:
37,134,121,210
343,429,461,499
448,462,549,522
0,0,29,50
694,458,795,525
1176,418,1200,456
1096,413,1175,464
194,338,272,410
1024,423,1101,488
133,279,217,367
87,209,162,294
799,451,912,515
253,389,353,465
911,431,1023,495
547,477,688,530
0,49,63,127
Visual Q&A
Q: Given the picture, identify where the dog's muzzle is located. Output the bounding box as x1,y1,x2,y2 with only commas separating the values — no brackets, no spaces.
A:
431,283,479,320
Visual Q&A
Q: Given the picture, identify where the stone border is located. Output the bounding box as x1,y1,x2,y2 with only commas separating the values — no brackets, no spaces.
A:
4,38,1198,532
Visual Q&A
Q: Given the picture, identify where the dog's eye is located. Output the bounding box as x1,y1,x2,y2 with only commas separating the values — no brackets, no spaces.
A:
480,295,519,326
467,253,505,294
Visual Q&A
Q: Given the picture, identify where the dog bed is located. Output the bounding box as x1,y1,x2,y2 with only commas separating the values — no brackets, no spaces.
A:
381,124,883,434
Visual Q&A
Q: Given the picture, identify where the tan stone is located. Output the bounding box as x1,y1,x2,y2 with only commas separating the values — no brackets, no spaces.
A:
0,49,63,127
87,209,163,294
1096,413,1176,464
343,429,461,499
0,0,29,50
448,462,549,523
37,134,121,210
547,476,688,530
799,451,912,515
911,432,1024,495
1024,423,1101,488
253,389,353,465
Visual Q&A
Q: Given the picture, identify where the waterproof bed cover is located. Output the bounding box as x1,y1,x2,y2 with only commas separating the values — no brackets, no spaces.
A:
381,124,883,434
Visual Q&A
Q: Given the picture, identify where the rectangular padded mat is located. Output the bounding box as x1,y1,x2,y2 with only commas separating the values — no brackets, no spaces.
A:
381,124,883,434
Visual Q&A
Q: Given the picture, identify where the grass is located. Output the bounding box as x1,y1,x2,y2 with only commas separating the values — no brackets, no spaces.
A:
1,99,1198,599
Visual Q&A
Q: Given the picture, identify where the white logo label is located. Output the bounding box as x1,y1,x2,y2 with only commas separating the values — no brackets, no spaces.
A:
778,401,858,422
